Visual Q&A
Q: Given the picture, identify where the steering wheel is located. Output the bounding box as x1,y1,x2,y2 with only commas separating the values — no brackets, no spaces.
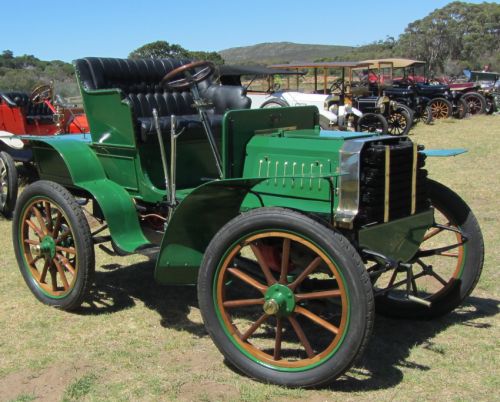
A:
160,61,215,90
329,79,344,94
30,84,53,104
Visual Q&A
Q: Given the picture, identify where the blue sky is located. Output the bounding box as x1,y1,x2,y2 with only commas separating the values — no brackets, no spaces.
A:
1,0,495,61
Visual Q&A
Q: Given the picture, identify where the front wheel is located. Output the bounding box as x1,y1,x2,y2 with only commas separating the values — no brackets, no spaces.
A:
374,180,484,319
12,180,95,311
453,98,469,119
357,113,388,134
260,98,289,108
0,151,18,218
198,208,374,387
386,107,412,136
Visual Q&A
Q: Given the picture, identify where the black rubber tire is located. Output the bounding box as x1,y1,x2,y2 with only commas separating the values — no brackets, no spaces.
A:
421,105,434,124
428,98,453,119
198,208,374,388
260,98,289,108
463,92,487,115
484,94,496,114
357,113,388,134
386,107,412,136
375,180,484,319
13,180,95,311
453,97,469,119
0,151,19,219
396,103,416,126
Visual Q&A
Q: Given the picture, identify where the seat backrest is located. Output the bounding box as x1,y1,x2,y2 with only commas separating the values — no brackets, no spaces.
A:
75,57,199,118
2,92,29,107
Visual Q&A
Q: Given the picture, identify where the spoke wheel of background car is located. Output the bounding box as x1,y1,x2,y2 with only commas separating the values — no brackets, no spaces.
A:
260,98,289,108
386,108,411,136
484,95,496,114
357,113,388,134
374,180,484,319
417,105,434,125
198,208,374,387
0,151,18,219
13,180,95,311
453,98,469,119
463,92,486,115
428,98,452,119
396,103,415,126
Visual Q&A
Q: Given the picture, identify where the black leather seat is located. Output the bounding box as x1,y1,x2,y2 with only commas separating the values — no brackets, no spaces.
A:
74,57,251,141
1,91,54,123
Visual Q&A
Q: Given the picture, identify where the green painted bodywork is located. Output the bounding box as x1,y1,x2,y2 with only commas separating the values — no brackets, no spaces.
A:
358,209,434,262
154,178,265,285
29,135,149,253
26,79,437,284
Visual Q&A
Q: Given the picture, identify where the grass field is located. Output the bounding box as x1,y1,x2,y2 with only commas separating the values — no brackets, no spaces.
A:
0,115,499,401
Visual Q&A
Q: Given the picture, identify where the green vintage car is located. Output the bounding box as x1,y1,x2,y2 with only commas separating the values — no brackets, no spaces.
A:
10,58,483,388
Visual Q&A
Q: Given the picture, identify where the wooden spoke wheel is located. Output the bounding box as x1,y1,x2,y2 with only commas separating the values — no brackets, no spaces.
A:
463,92,486,115
13,181,94,310
386,108,411,136
375,180,484,319
198,208,373,387
453,98,468,119
0,151,18,218
428,98,452,119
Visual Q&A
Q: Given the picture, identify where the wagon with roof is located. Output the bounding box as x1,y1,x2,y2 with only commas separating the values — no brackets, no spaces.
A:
11,56,484,387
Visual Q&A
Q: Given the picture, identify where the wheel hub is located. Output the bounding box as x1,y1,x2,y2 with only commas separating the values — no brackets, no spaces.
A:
263,284,295,316
32,236,56,259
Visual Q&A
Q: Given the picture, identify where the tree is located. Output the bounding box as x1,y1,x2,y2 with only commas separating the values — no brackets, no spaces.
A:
129,41,224,64
129,41,190,59
187,51,224,65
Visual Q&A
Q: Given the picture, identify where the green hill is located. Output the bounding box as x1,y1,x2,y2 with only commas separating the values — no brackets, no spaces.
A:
218,42,356,65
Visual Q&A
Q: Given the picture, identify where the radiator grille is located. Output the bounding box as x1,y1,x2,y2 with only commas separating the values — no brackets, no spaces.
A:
357,139,430,225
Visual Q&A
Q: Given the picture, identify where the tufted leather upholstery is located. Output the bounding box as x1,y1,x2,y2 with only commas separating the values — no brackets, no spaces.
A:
74,57,251,141
1,91,54,123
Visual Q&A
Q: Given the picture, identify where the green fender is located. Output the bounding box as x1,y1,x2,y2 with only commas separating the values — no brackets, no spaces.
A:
29,135,149,252
154,178,266,285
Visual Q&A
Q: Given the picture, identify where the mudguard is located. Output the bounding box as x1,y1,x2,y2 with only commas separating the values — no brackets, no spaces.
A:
28,135,149,252
423,148,467,157
155,178,265,285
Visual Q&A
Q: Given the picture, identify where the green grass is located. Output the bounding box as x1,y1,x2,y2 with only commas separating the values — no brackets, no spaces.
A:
0,115,499,401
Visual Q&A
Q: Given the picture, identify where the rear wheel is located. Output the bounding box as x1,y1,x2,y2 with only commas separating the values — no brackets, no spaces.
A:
357,113,388,134
13,180,95,311
198,208,374,387
0,151,18,218
428,98,452,119
374,180,483,319
463,92,486,115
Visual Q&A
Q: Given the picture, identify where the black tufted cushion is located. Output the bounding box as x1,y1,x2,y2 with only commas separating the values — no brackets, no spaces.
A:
74,57,250,141
2,92,30,107
0,91,54,123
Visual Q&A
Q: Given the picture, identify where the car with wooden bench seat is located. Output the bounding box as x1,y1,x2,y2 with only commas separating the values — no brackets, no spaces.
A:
9,56,484,388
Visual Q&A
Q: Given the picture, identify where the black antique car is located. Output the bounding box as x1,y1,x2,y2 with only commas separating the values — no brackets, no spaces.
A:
362,58,469,121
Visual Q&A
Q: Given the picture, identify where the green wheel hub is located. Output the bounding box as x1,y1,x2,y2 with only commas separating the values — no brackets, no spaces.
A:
32,236,56,259
264,283,295,316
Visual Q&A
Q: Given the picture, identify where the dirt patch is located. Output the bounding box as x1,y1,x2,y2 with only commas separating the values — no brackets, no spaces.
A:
0,361,91,402
178,380,240,401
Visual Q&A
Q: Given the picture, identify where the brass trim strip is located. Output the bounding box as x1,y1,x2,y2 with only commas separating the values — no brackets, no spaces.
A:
384,146,390,222
411,143,418,214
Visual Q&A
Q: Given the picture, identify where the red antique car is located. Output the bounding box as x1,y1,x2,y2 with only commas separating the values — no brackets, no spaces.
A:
0,84,89,217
